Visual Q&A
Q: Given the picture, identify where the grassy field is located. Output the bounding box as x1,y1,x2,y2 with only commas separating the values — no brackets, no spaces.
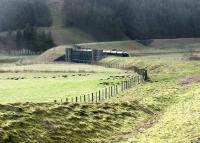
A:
0,63,133,104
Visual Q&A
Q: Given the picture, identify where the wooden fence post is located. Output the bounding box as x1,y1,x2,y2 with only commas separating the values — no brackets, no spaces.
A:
104,88,106,99
96,92,98,103
84,95,86,102
108,87,110,98
101,89,103,100
102,89,104,100
111,86,113,96
92,93,94,103
143,69,148,81
66,98,68,102
76,97,78,103
99,90,101,101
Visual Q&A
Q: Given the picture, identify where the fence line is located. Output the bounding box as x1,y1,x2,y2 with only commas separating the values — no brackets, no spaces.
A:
55,74,146,104
96,63,148,79
53,62,148,103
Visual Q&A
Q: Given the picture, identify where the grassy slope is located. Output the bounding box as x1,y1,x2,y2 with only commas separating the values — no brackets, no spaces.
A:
100,55,200,143
76,41,144,51
0,101,154,143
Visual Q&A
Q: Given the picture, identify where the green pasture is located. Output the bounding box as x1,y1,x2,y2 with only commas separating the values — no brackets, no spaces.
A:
0,63,134,104
101,54,200,143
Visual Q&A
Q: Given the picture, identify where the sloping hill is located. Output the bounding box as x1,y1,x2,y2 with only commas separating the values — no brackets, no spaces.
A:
46,0,98,45
150,38,200,49
21,45,72,64
76,40,144,51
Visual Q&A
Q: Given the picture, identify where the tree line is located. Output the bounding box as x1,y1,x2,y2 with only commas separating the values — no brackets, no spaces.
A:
1,0,200,51
0,0,52,31
0,24,55,54
0,0,54,53
15,24,55,53
62,0,200,39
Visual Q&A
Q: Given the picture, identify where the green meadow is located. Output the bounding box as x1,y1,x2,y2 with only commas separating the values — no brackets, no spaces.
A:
0,62,133,104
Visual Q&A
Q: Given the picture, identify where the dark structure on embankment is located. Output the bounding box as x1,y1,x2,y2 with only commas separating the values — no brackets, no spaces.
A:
65,47,129,63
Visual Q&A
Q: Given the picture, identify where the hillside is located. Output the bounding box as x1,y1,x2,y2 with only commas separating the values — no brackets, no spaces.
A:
2,0,200,51
21,45,71,64
150,38,200,49
45,0,99,44
1,0,200,54
45,0,129,44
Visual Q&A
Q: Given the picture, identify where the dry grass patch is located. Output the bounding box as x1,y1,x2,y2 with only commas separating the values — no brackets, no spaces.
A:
177,74,200,84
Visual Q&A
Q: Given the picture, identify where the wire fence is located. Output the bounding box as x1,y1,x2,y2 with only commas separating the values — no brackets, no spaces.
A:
53,61,148,103
1,49,39,56
97,63,149,81
54,73,146,103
